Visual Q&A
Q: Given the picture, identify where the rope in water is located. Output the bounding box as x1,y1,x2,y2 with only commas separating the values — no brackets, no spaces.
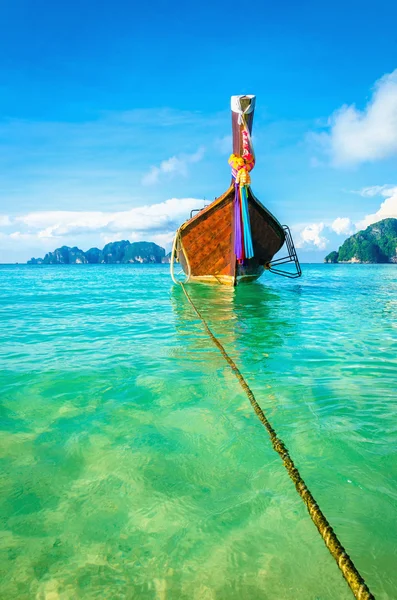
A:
179,282,375,600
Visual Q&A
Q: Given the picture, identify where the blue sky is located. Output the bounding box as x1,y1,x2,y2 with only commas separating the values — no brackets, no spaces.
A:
1,0,397,262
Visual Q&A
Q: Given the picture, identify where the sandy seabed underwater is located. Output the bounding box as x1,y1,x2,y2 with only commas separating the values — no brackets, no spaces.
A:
0,263,396,599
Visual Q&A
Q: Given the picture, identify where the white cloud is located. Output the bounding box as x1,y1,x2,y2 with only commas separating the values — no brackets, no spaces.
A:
0,215,11,227
295,185,397,250
357,188,397,229
316,69,397,166
331,217,354,235
0,196,207,261
355,185,396,197
142,147,205,185
296,222,328,250
9,197,204,244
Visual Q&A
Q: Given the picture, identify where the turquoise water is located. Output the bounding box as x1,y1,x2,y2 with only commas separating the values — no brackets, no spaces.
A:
0,264,396,599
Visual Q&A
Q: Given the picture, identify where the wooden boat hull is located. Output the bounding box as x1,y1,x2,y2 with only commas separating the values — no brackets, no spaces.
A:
176,185,285,286
172,95,295,286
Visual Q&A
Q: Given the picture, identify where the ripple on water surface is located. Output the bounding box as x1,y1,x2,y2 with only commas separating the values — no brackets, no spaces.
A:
0,264,396,599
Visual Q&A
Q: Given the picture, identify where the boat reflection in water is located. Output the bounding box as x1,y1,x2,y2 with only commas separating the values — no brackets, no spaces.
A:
169,281,301,388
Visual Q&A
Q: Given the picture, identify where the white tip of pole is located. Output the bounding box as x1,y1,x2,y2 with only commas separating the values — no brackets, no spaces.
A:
231,95,256,113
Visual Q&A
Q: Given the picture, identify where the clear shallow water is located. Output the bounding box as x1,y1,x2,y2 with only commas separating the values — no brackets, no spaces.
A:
0,263,396,600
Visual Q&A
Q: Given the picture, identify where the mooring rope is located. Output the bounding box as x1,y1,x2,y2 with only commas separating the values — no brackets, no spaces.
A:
170,229,191,285
179,282,375,600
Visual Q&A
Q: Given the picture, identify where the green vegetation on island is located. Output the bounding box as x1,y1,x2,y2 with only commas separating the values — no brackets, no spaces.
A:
28,241,167,265
324,218,397,263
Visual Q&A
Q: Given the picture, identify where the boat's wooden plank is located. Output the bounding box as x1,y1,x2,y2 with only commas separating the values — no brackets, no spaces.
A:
181,204,234,276
249,201,285,261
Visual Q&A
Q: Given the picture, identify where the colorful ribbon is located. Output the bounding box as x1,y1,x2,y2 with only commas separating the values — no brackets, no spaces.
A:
229,117,255,262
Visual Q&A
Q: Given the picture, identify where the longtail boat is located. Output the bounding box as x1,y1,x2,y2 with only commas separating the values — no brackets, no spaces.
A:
171,95,301,286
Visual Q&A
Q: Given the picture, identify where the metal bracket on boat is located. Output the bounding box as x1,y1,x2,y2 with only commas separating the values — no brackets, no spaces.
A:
265,225,302,279
190,204,209,219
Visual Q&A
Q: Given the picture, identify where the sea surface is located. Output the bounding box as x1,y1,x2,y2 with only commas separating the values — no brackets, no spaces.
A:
0,263,396,600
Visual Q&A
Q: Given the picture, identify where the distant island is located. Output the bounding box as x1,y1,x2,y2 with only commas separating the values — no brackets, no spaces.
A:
28,241,172,265
324,218,397,263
